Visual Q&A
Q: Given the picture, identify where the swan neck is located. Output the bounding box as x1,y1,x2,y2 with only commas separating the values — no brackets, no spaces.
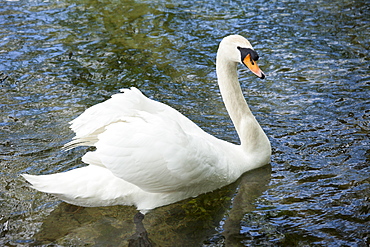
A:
216,58,251,135
216,56,268,155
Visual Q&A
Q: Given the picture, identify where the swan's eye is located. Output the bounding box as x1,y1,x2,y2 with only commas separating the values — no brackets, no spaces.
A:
238,47,259,63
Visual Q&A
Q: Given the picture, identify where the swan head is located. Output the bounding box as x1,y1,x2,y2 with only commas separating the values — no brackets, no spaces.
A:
218,35,265,79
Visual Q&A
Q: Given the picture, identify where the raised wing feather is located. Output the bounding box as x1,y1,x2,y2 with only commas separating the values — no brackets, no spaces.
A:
65,88,203,148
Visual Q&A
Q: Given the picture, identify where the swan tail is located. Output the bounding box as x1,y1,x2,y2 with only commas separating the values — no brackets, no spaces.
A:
21,166,137,207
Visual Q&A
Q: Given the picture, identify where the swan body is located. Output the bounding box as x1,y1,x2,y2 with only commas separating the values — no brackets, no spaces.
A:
22,35,271,213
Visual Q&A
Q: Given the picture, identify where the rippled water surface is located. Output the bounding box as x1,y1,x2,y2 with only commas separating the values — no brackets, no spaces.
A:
1,0,369,246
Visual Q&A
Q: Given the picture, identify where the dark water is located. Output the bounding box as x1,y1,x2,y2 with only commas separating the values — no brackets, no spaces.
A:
1,0,369,246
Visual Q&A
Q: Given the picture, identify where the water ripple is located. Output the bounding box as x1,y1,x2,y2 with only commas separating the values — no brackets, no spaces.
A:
0,0,369,245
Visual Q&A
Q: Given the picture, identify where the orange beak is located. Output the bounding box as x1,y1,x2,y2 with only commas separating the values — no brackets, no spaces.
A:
243,54,265,79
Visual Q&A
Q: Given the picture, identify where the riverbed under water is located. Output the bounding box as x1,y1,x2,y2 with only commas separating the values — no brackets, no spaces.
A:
1,0,369,246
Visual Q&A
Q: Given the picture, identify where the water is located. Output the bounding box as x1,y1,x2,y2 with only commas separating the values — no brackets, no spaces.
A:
1,0,369,246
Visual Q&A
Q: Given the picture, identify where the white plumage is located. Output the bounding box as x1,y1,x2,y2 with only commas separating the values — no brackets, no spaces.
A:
22,35,271,213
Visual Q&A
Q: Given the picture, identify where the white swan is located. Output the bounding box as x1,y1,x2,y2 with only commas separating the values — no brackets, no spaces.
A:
22,35,271,213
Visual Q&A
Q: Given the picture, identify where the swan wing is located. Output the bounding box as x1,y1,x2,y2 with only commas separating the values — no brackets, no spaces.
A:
92,113,226,193
65,88,203,148
67,88,229,193
65,88,154,148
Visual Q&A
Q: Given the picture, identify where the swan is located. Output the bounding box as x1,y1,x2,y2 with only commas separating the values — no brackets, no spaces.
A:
22,35,271,213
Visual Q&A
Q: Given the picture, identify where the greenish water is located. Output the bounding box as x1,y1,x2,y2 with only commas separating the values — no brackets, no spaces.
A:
1,0,369,246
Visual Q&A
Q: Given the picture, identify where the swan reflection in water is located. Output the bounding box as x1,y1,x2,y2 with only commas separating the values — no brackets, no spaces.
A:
31,165,271,246
24,35,272,246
